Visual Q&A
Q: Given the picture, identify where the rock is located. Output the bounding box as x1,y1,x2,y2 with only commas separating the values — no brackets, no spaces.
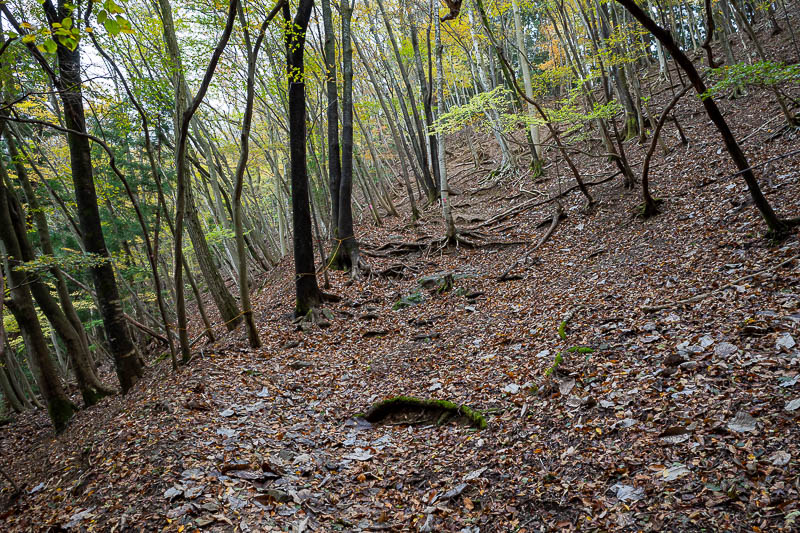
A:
288,360,313,370
698,335,715,348
714,342,738,359
776,333,796,352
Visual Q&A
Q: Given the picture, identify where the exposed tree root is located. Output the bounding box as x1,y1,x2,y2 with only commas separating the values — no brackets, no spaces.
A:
363,230,520,257
362,396,487,429
473,171,619,230
498,204,563,281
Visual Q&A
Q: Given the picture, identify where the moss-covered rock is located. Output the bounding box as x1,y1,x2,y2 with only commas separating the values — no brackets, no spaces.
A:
362,396,487,430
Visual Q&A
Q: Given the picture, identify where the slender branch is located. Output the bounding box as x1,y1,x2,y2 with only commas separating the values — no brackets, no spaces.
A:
701,0,720,67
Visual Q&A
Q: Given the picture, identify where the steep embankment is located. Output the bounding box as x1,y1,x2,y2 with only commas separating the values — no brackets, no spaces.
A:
2,58,800,533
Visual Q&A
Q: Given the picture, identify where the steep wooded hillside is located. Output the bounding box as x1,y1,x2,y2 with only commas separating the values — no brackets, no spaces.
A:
2,47,800,530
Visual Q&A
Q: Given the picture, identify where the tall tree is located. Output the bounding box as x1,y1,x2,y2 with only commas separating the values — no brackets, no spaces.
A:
332,0,362,274
0,165,75,432
158,0,243,352
321,0,342,241
233,1,268,348
284,0,325,314
166,0,239,361
4,1,144,393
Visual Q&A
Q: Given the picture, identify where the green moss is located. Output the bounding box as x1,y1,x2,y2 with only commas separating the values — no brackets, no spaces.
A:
558,320,567,340
363,395,487,430
48,397,76,433
81,386,110,407
392,291,423,311
530,158,544,179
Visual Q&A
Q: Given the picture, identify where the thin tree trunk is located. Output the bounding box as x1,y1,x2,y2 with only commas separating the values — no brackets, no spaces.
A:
321,0,342,244
0,191,74,432
353,36,420,221
437,4,457,240
232,3,266,348
335,0,362,275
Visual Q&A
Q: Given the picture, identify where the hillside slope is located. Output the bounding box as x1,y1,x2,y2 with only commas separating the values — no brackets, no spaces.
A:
2,52,800,533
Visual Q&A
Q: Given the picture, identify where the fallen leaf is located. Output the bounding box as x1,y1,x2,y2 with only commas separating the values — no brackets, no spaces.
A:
611,483,645,502
727,411,757,433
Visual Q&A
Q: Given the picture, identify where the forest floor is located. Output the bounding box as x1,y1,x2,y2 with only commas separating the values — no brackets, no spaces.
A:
3,53,800,533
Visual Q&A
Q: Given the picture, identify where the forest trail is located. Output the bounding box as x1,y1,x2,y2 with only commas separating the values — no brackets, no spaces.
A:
3,63,800,533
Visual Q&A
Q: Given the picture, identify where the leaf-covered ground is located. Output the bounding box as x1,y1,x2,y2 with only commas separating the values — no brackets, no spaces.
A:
3,53,800,533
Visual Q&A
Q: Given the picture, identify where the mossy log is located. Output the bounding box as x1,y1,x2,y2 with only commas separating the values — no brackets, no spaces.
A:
362,396,487,429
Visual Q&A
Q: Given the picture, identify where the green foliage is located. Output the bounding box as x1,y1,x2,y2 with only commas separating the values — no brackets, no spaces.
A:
566,346,594,354
558,320,567,340
544,351,563,376
703,61,800,99
431,86,513,135
204,225,237,247
392,291,424,310
15,250,111,276
434,80,621,140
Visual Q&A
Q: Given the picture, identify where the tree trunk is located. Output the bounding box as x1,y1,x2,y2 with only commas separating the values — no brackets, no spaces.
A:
437,3,457,240
232,3,265,348
409,16,441,189
0,186,74,432
375,0,438,201
511,0,543,173
0,167,114,405
321,0,342,243
335,0,361,274
353,36,420,221
158,0,242,351
47,0,142,392
284,0,324,315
